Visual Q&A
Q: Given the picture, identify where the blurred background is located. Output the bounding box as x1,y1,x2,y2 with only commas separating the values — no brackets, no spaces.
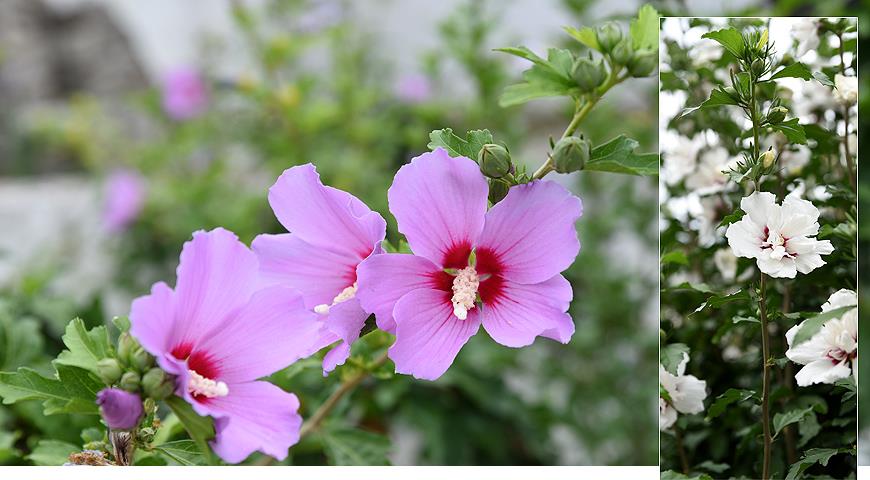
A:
0,0,661,466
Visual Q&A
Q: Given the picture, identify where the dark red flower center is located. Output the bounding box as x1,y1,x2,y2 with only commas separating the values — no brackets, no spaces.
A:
171,342,221,402
431,241,505,307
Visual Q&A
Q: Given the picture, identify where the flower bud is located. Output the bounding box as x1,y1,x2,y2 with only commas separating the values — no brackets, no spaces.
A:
118,371,141,392
627,50,657,77
767,106,788,124
141,368,175,400
595,22,623,53
756,29,769,51
478,144,512,179
96,388,143,430
610,40,633,66
573,57,607,92
488,178,510,205
552,136,591,174
96,358,123,385
751,58,766,77
116,333,136,366
129,346,154,372
760,148,776,168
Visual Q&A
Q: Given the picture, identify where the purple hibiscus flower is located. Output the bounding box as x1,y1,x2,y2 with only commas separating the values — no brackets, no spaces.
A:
130,228,326,463
161,67,209,120
103,169,146,232
252,164,387,375
357,149,581,380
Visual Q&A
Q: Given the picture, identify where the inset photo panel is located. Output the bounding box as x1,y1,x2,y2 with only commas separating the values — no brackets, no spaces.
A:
658,17,858,480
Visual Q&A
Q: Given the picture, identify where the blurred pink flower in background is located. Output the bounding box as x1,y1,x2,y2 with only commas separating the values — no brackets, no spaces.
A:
103,168,146,232
161,67,209,120
395,73,433,104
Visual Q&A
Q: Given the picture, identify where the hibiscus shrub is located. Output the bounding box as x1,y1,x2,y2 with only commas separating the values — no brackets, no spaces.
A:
659,18,857,480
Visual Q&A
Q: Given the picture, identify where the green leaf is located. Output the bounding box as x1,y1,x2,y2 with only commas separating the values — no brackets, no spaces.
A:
769,62,813,81
27,439,79,466
629,4,659,51
773,406,814,439
153,440,207,466
499,82,571,107
0,365,101,415
706,388,755,420
785,448,843,480
494,46,549,67
732,316,759,325
585,135,658,176
661,250,688,266
771,118,807,145
797,412,821,448
427,128,493,159
812,71,835,87
55,318,112,376
112,316,131,333
660,471,713,480
701,28,744,58
546,48,575,78
668,282,715,294
680,88,739,118
496,45,575,107
718,210,745,228
696,461,729,474
790,305,854,346
165,395,215,463
322,427,391,466
660,343,689,375
692,290,750,315
0,308,43,370
563,26,600,51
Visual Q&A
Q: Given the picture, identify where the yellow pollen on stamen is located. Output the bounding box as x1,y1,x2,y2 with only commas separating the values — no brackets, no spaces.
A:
187,370,229,398
451,266,479,320
314,282,358,315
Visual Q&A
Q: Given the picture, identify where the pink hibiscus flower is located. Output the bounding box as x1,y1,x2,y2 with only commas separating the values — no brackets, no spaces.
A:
357,148,582,380
252,164,387,374
130,228,325,463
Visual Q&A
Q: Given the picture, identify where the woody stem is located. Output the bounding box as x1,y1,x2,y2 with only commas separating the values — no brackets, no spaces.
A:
759,272,772,480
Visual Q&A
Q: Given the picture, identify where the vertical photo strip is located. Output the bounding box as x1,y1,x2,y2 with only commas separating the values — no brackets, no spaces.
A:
659,17,858,480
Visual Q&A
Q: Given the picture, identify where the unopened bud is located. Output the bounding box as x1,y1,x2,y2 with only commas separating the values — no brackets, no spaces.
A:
573,57,607,92
116,333,136,367
118,371,141,393
610,40,633,66
129,346,154,372
478,144,512,179
627,50,657,77
756,29,769,51
595,22,623,53
552,136,591,174
96,358,123,385
760,148,776,168
767,106,788,124
751,58,766,77
96,388,143,430
488,179,511,204
141,368,175,400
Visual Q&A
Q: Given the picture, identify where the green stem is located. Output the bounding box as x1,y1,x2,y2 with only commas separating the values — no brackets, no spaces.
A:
759,272,772,480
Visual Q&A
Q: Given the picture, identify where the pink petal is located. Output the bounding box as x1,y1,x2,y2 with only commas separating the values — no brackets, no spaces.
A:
252,233,359,308
207,381,302,463
172,228,259,348
481,275,575,347
389,288,480,380
321,298,369,375
478,180,582,284
388,149,488,265
197,286,336,383
267,164,385,259
356,253,441,332
129,281,176,356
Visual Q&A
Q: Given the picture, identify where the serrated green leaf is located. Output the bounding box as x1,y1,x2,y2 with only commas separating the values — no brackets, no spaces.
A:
790,305,854,346
771,118,807,144
55,318,112,376
322,427,391,465
812,71,835,87
563,26,600,51
701,28,744,58
629,4,659,51
585,135,657,176
427,128,493,159
732,316,759,325
546,48,575,78
165,395,215,464
153,440,207,466
706,388,755,420
718,210,745,228
0,365,101,415
494,46,548,67
773,406,814,439
769,62,813,81
660,343,689,375
27,440,80,466
785,448,843,480
679,88,739,118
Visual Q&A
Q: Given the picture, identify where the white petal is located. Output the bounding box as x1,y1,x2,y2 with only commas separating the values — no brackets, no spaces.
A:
740,191,777,227
659,400,677,431
822,289,857,312
672,375,707,414
794,359,851,386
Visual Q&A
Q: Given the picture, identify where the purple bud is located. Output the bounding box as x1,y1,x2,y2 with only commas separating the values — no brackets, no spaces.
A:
96,388,143,430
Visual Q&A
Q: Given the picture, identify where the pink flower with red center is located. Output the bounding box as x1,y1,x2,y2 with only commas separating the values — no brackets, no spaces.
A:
356,148,582,380
130,228,326,463
252,164,387,375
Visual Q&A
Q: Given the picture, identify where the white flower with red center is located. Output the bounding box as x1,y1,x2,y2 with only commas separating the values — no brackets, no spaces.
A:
659,352,707,431
725,191,833,278
785,289,857,386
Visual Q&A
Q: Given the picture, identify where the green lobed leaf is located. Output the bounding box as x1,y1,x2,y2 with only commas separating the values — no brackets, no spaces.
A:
661,250,688,266
322,427,391,466
165,395,215,463
153,440,207,466
563,26,600,51
585,135,658,176
26,439,79,466
701,28,744,58
773,406,814,439
0,364,101,415
768,62,813,81
790,305,854,346
629,4,659,51
706,388,755,420
427,128,493,159
770,118,807,144
679,88,739,118
55,318,112,376
785,448,844,480
494,46,549,67
659,343,689,375
0,308,43,371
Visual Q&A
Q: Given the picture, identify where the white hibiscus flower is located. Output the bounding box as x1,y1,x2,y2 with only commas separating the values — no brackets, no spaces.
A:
791,19,819,58
833,74,858,105
725,191,834,278
785,289,857,386
659,353,707,431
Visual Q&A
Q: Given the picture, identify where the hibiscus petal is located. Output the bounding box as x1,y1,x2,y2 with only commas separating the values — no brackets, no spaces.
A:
130,281,176,356
756,255,797,278
198,286,336,383
321,298,369,375
252,233,359,308
207,381,302,463
267,164,386,258
671,374,707,414
740,191,777,227
794,359,852,387
356,253,441,332
173,228,259,349
389,288,480,380
480,275,575,347
388,149,488,265
725,218,763,258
